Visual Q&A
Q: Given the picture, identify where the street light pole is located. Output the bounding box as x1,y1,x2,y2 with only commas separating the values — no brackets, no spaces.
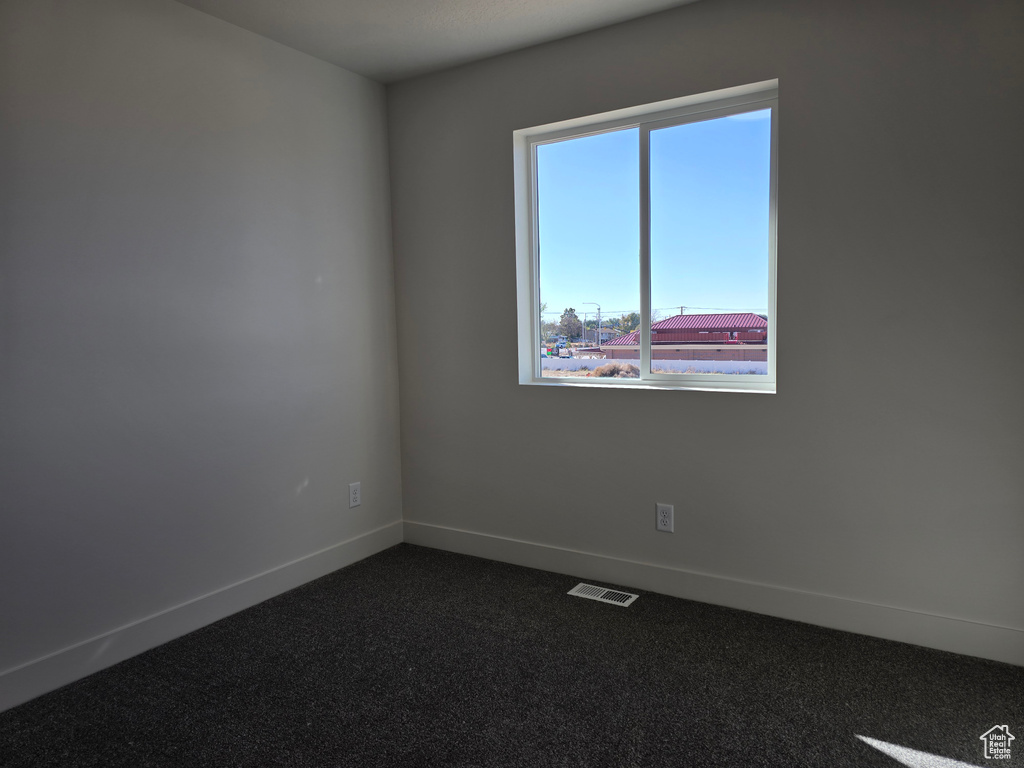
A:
583,302,601,349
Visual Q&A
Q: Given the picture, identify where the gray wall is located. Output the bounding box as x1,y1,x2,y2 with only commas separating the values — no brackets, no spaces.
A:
0,0,402,692
1,0,1021,704
389,0,1024,648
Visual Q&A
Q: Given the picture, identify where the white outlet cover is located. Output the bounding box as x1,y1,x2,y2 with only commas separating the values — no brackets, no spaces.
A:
656,502,673,533
349,481,361,508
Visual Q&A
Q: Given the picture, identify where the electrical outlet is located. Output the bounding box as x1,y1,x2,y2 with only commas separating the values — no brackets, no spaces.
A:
656,503,674,533
349,482,361,508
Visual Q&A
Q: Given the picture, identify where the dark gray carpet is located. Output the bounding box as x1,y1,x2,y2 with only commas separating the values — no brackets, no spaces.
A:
1,544,1020,767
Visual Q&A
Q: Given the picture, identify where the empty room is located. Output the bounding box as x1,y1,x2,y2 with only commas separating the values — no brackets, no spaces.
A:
1,0,1021,765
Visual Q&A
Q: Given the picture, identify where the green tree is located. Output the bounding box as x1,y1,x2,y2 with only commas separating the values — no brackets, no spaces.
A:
616,312,640,334
558,307,583,340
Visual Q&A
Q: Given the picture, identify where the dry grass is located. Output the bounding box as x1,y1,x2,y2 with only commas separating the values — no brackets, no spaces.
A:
540,369,588,378
652,367,764,375
542,364,763,378
593,363,640,378
540,362,640,378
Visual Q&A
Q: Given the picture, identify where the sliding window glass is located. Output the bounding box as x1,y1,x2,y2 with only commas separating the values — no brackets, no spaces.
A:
647,108,773,380
535,128,639,379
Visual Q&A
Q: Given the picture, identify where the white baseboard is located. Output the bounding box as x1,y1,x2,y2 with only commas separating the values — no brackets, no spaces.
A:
5,517,1018,715
0,521,403,713
403,521,1023,667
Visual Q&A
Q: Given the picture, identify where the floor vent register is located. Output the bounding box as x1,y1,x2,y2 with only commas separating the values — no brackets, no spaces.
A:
567,583,639,607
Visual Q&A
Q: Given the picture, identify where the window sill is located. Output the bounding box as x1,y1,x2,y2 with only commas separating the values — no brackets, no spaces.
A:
520,377,776,394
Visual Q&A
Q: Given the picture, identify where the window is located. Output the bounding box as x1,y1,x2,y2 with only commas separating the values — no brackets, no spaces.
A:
514,80,778,393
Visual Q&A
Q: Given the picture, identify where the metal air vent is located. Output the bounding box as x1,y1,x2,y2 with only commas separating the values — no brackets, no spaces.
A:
568,583,638,607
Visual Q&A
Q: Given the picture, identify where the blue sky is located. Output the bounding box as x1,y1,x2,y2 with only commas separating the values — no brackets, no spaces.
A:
536,109,771,325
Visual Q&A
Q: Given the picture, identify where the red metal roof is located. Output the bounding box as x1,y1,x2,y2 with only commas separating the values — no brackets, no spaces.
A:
599,315,766,346
602,331,638,346
652,313,766,331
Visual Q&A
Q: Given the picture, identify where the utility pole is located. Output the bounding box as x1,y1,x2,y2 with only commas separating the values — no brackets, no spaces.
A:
583,302,601,349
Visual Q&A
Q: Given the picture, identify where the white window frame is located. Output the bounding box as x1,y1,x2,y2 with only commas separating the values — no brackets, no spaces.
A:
514,80,778,394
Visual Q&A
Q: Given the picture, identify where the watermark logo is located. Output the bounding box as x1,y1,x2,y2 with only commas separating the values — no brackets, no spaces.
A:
980,725,1014,760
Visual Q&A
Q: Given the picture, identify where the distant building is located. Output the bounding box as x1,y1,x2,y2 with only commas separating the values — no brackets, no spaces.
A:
602,313,767,362
586,327,619,345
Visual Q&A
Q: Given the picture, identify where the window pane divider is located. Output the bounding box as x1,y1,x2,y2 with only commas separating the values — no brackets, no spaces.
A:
639,124,652,381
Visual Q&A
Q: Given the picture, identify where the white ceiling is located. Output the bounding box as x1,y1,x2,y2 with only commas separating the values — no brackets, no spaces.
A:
173,0,703,83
